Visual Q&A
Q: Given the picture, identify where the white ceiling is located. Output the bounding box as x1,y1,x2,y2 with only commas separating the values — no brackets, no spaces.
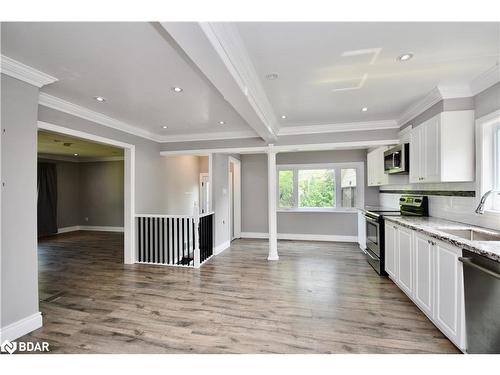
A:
237,22,500,127
2,22,499,142
1,22,256,139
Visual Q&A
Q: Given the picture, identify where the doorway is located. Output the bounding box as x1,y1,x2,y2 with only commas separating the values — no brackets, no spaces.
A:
228,156,241,241
37,121,135,263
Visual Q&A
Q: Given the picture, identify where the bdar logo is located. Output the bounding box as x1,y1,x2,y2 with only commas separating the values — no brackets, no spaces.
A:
1,340,17,354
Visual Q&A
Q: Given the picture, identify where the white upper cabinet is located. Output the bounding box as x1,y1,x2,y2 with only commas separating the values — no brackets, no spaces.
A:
409,110,475,183
367,146,388,186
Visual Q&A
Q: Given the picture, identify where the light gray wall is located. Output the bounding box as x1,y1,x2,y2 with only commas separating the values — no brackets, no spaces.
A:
38,159,125,228
241,154,269,233
160,155,200,215
401,97,475,130
38,106,163,214
79,161,124,226
212,153,230,247
474,82,500,119
1,75,40,328
241,150,378,236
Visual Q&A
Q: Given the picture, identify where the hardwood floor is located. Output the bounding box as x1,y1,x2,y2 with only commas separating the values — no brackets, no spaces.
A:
22,231,460,353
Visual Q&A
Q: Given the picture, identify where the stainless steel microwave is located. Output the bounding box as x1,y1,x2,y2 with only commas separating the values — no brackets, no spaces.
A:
384,143,409,174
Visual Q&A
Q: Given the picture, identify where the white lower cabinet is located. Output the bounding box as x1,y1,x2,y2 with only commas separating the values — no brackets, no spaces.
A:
413,233,433,318
397,227,413,296
384,222,466,351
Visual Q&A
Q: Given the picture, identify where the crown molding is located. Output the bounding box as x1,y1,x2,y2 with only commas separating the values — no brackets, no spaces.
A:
470,63,500,96
39,93,157,141
277,120,399,136
158,129,258,143
1,55,58,88
397,87,443,126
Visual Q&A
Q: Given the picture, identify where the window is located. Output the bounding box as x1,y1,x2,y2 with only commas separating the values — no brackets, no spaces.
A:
477,111,500,212
298,169,335,208
278,169,294,208
277,163,363,211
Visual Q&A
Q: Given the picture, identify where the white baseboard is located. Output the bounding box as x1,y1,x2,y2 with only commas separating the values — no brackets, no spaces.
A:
214,240,231,255
0,312,42,342
57,225,124,233
57,225,80,234
240,232,357,242
80,225,124,232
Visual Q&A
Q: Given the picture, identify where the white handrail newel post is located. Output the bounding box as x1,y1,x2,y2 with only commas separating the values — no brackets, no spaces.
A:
193,202,201,268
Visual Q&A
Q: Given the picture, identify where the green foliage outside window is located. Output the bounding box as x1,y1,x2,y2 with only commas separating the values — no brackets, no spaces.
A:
298,169,335,208
279,170,294,208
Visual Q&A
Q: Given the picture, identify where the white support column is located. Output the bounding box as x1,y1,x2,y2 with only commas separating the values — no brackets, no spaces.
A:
193,202,201,268
267,145,279,260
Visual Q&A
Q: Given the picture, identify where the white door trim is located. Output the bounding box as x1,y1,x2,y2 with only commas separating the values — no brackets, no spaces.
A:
228,156,241,240
199,172,209,214
37,121,136,264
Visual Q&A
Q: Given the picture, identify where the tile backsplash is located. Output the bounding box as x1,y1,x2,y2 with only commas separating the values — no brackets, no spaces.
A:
380,193,500,231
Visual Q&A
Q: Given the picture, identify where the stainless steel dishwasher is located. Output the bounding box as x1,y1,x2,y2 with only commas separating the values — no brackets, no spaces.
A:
459,250,500,353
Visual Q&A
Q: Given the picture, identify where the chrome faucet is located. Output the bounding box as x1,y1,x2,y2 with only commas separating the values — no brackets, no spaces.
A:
475,190,500,214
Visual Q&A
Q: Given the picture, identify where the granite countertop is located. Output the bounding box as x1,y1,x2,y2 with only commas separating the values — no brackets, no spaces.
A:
383,216,500,263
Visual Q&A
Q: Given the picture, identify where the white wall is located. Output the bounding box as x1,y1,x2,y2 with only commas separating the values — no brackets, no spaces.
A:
212,153,230,251
160,155,200,215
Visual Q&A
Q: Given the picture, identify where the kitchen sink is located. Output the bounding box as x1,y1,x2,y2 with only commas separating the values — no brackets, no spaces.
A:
437,228,500,241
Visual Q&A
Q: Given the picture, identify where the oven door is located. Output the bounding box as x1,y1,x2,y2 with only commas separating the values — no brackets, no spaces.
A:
365,214,381,257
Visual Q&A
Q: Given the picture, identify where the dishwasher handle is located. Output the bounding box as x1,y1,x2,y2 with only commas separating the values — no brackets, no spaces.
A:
459,257,500,280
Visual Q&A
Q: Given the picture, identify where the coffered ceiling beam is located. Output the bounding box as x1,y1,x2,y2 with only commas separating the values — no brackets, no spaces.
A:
160,22,278,143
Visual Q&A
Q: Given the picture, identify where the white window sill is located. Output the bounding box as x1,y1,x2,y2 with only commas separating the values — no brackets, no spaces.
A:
277,208,359,214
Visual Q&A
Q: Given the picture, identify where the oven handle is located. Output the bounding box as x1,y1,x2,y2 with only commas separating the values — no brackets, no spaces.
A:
365,250,379,261
365,215,379,225
459,257,500,280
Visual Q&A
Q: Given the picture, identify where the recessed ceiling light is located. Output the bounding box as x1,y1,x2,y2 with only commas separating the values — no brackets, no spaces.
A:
281,115,287,119
73,153,79,156
266,73,279,80
219,121,225,125
162,126,168,129
361,107,368,112
397,53,413,62
172,87,183,93
94,96,106,103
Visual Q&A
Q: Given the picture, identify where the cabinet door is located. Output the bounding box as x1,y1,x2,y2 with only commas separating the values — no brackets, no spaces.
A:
377,147,389,185
397,227,413,296
434,240,464,348
384,223,397,279
409,127,422,183
423,117,440,182
367,150,377,186
414,233,433,317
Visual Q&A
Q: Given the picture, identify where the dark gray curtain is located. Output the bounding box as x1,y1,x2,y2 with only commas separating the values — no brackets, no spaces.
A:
38,162,58,237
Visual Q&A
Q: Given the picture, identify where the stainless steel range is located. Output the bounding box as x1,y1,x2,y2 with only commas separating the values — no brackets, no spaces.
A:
364,195,428,275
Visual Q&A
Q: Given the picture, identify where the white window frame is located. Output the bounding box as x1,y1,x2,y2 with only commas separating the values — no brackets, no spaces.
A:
277,162,364,213
476,109,500,214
